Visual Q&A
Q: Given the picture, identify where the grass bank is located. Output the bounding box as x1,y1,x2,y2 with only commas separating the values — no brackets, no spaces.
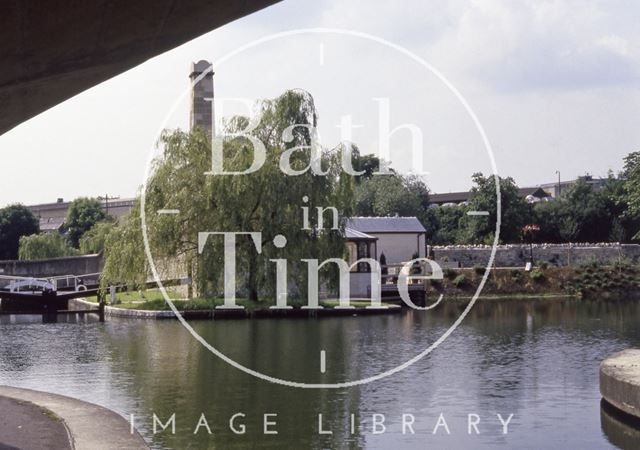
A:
88,290,394,311
430,261,640,299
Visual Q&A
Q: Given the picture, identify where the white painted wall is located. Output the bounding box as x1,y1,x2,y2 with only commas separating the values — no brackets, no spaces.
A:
374,233,425,264
350,272,375,298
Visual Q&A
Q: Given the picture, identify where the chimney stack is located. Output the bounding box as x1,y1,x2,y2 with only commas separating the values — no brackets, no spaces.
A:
189,60,214,137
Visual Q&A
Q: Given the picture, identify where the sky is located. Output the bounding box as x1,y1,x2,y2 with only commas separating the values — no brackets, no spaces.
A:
1,0,639,207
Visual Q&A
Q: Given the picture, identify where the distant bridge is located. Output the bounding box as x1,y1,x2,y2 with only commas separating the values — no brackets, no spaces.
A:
1,0,280,135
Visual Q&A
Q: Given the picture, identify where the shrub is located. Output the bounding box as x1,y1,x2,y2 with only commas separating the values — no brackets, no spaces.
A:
510,269,523,279
539,261,550,270
379,252,388,275
452,274,468,288
473,265,484,275
410,251,421,275
579,258,599,270
18,233,78,260
530,268,545,282
444,268,457,279
613,256,634,272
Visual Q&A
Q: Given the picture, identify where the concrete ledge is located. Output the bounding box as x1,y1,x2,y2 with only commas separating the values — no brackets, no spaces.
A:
0,385,148,450
69,298,402,320
600,349,640,418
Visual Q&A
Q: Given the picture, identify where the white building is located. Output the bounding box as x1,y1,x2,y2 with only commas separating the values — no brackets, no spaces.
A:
345,217,427,298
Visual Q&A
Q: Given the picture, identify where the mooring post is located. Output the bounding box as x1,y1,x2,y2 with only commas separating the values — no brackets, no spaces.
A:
98,291,105,323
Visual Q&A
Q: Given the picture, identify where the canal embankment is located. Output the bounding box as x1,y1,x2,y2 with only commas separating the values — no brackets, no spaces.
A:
68,261,640,318
427,261,640,300
0,394,72,450
69,298,402,319
0,385,148,449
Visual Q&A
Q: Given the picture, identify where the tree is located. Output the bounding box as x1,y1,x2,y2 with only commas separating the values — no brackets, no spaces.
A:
18,233,78,260
354,173,430,225
105,90,355,301
623,151,640,239
350,148,385,181
101,202,148,289
379,252,388,276
66,198,107,247
531,200,569,243
531,173,636,243
0,204,39,259
562,178,611,242
459,173,530,244
425,204,468,245
79,220,115,254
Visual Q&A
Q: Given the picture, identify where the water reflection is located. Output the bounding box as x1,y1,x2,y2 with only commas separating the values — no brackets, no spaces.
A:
601,399,640,450
1,298,639,449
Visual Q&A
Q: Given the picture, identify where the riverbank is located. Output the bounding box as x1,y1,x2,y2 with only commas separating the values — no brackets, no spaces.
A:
66,263,640,319
0,385,148,449
428,262,640,299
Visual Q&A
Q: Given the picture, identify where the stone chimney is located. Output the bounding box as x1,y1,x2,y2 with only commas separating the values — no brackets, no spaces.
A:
189,60,214,136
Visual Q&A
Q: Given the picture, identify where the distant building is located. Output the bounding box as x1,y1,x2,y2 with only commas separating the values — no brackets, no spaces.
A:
539,175,606,198
189,60,214,136
27,197,135,233
429,187,550,206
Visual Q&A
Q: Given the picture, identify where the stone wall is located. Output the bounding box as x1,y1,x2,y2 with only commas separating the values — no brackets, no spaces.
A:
0,254,102,277
428,244,640,268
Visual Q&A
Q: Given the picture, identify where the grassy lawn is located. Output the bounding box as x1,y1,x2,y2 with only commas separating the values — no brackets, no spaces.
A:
98,289,395,311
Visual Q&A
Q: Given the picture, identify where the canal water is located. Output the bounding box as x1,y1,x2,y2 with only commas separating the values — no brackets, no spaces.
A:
1,297,639,449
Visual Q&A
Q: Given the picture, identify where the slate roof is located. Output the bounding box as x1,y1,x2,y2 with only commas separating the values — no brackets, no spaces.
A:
344,227,378,240
39,217,65,232
346,217,426,234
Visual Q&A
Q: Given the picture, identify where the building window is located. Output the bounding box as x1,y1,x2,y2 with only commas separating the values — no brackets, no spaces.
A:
357,241,370,273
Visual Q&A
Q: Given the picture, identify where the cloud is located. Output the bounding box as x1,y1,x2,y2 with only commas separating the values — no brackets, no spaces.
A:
422,0,640,92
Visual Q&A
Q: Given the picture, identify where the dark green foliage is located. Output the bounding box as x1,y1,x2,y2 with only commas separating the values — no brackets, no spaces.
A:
533,174,638,243
424,205,467,245
354,173,429,226
458,173,531,244
452,274,468,288
569,261,640,296
510,269,523,279
379,252,388,275
530,269,545,282
351,149,384,181
444,268,457,279
0,204,39,259
66,198,107,248
622,152,640,240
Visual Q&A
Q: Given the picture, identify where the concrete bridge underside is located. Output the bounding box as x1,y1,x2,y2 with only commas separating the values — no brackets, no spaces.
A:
0,0,280,136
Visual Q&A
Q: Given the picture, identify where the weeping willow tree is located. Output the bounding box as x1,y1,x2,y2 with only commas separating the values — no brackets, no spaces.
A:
101,201,147,290
103,90,355,302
